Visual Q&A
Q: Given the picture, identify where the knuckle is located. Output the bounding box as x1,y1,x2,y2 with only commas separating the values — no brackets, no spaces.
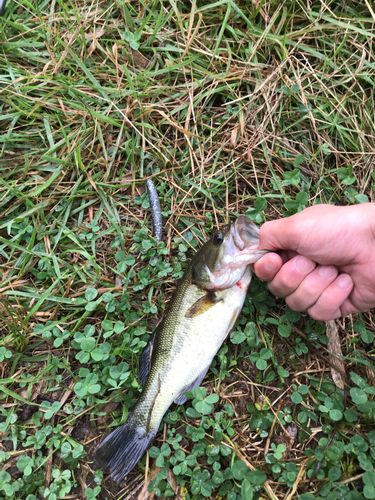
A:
308,311,326,321
307,307,332,322
285,296,305,312
268,281,282,297
286,215,300,240
276,273,293,292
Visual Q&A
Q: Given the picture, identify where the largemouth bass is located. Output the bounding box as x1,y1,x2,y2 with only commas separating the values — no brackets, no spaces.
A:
94,216,267,481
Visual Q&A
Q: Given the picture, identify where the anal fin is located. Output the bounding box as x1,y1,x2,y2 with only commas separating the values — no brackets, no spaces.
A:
173,365,211,405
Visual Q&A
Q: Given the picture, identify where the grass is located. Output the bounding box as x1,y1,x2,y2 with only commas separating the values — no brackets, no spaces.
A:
0,0,375,499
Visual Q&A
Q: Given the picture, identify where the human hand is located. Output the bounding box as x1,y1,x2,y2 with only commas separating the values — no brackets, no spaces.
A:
253,204,375,320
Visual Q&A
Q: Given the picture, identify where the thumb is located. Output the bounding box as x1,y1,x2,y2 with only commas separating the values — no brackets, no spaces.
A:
259,216,302,252
259,204,340,254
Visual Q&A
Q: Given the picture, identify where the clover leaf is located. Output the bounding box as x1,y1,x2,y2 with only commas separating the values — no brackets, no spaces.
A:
74,373,101,398
337,165,356,185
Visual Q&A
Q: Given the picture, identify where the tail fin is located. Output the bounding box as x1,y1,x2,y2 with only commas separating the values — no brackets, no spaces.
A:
94,415,156,482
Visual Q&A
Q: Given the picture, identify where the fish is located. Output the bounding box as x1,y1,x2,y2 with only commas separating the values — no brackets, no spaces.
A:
94,216,268,481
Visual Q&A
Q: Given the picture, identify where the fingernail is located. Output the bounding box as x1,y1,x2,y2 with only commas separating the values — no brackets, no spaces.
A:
264,259,278,273
337,274,353,289
318,266,336,279
295,256,315,273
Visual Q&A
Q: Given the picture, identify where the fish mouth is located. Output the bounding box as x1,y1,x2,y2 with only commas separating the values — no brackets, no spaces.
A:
229,215,270,265
232,216,260,250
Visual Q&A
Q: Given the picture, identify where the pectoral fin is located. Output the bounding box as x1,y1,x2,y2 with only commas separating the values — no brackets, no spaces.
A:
137,327,157,385
173,365,211,405
185,291,222,318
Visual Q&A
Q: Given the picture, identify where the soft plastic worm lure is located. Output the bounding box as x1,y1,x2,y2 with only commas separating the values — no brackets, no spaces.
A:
0,0,8,16
146,179,162,242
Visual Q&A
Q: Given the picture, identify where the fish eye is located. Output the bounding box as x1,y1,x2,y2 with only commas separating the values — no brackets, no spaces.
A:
214,232,224,246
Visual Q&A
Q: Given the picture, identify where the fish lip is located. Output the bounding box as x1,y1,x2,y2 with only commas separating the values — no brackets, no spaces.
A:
232,216,260,250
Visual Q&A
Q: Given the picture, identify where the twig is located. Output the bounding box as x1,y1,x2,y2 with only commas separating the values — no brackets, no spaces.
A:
264,399,283,456
285,458,313,500
224,437,278,500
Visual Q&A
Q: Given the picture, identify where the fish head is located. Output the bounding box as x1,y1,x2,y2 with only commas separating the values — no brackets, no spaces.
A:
192,216,269,290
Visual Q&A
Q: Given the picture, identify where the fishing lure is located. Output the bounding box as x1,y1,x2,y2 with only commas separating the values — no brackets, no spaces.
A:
146,179,163,242
0,0,8,16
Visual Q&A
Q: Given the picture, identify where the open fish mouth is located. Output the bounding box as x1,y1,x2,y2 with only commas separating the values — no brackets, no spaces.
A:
232,216,261,251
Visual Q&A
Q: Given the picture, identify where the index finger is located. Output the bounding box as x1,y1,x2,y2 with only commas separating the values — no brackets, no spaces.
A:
253,252,283,282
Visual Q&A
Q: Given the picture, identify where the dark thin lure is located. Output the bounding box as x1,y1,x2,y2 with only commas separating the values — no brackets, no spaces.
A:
146,179,162,242
0,0,8,16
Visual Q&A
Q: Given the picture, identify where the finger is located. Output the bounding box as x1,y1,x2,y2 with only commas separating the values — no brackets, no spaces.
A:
258,205,335,255
285,265,338,312
340,297,360,316
307,274,354,321
268,255,316,298
253,253,283,282
258,211,308,251
282,250,298,262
